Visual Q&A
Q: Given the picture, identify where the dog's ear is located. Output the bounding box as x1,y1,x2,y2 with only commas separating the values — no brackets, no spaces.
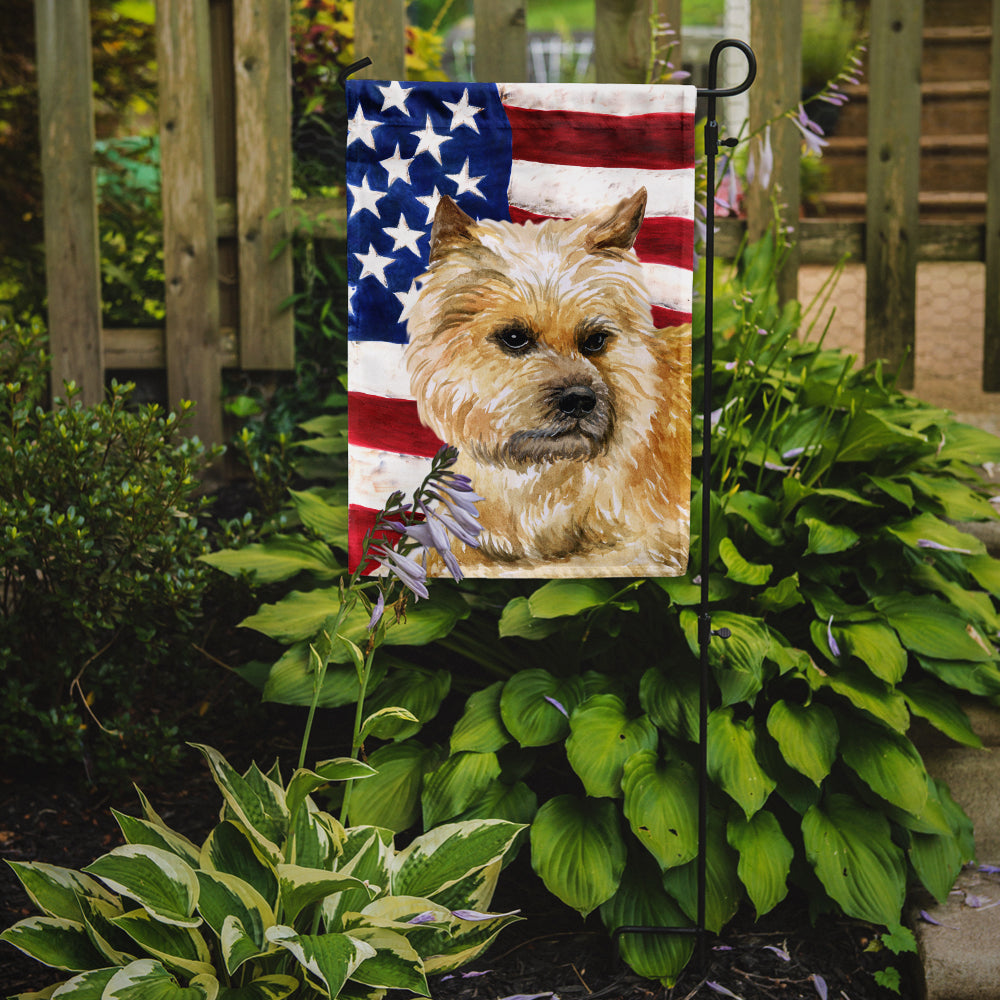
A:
429,196,478,262
584,188,647,252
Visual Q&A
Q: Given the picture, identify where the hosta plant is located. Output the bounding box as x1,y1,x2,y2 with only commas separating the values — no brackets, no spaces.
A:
1,744,523,999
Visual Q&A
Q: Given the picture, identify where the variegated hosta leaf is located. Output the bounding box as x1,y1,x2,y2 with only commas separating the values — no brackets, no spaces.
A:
110,908,214,979
190,745,287,863
45,966,118,997
423,859,501,916
726,810,793,917
323,829,393,931
529,795,626,917
421,751,501,829
276,864,375,925
621,751,699,871
765,700,838,786
391,820,524,901
565,695,658,799
599,854,694,987
112,810,201,868
83,846,200,928
802,793,906,926
0,916,107,971
288,802,343,870
706,707,776,818
265,926,376,998
200,822,278,910
345,926,429,995
77,894,136,966
4,861,118,922
214,974,299,1000
102,958,218,999
450,681,511,754
195,871,274,973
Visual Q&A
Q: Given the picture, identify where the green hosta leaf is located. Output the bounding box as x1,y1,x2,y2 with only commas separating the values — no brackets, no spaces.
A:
216,975,299,999
599,854,694,987
288,488,349,546
526,579,617,617
835,621,907,684
660,811,741,933
727,811,793,918
802,793,906,926
421,751,502,828
901,680,982,748
886,512,985,557
765,701,838,786
808,661,910,732
453,779,538,827
360,706,421,742
565,695,657,798
112,812,201,868
835,410,927,463
935,421,1000,464
803,517,859,556
707,708,776,818
497,597,564,640
346,926,428,994
277,865,374,925
839,718,928,816
0,916,107,971
621,751,698,871
874,594,995,662
265,926,375,997
719,537,772,586
639,664,699,742
916,655,1000,697
967,553,1000,597
654,573,737,606
111,909,214,978
906,473,998,521
450,682,511,754
909,827,965,905
499,670,584,747
83,846,200,928
103,959,218,999
681,610,770,706
195,871,273,973
724,490,784,545
260,643,388,709
200,822,278,910
911,562,1000,633
347,740,441,832
5,862,118,923
530,795,626,917
190,746,287,862
393,820,524,900
200,536,340,584
866,474,914,509
756,573,804,614
362,667,451,740
285,759,376,822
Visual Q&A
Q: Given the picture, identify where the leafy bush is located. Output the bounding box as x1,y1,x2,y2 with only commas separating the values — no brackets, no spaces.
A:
1,743,524,998
0,317,220,783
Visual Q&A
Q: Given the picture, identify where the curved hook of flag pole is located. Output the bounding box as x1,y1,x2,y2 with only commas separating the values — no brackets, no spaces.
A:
698,38,757,100
338,57,373,91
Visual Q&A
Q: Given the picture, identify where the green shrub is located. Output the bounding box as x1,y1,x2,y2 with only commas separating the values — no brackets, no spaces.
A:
0,317,220,783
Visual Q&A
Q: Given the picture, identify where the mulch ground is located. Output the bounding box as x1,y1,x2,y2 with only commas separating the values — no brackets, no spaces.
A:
1,741,913,1000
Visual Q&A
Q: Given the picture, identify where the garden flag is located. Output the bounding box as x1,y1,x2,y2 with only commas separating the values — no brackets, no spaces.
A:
347,81,696,578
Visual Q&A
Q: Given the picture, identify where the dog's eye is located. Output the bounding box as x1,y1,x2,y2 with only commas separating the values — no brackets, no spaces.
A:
580,330,610,356
493,324,534,354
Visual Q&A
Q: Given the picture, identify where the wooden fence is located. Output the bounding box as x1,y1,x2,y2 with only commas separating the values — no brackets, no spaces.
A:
33,0,1000,445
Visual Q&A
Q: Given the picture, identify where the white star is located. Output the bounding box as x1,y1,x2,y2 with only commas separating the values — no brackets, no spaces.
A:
443,89,483,132
347,174,385,218
415,185,444,225
384,214,425,256
380,143,414,186
347,104,380,149
447,158,486,199
377,80,410,114
395,277,423,321
354,244,394,286
347,283,357,315
410,115,452,164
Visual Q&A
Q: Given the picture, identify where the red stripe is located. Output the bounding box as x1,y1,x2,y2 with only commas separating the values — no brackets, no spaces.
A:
508,207,693,269
349,504,395,574
506,106,694,171
651,305,692,328
348,392,444,458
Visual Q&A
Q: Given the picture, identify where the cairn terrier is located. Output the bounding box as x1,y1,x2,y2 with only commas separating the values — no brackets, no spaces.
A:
404,187,691,577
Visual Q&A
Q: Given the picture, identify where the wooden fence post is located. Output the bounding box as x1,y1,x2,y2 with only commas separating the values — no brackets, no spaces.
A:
983,0,1000,390
594,0,672,84
157,0,223,445
233,0,294,370
34,0,104,405
746,0,801,306
354,0,406,80
474,0,527,82
864,0,923,390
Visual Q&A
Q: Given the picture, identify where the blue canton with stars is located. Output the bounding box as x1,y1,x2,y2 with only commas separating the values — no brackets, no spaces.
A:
346,81,513,345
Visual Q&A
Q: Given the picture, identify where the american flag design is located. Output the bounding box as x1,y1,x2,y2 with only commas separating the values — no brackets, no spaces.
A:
346,80,696,573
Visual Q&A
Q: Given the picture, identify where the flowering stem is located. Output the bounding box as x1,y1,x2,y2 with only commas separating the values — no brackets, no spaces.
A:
340,640,378,826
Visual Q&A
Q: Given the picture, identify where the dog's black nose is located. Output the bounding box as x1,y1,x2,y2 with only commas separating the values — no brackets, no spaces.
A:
557,385,597,417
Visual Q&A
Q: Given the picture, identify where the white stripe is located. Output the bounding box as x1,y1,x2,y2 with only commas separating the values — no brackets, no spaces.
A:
509,162,694,220
498,82,697,117
348,340,413,399
642,262,694,312
349,443,432,511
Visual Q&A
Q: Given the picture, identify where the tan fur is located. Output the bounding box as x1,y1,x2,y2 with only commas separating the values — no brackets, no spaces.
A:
404,188,691,577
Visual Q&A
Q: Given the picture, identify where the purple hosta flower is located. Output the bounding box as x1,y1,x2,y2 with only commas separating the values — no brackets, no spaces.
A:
747,125,774,191
441,970,493,981
370,544,429,600
407,911,438,925
497,994,558,1000
919,909,958,929
791,104,829,157
451,908,521,921
544,695,569,718
812,974,828,1000
394,513,463,582
979,864,1000,874
827,616,842,657
367,590,385,631
707,983,742,999
917,538,973,555
763,944,791,962
715,156,741,215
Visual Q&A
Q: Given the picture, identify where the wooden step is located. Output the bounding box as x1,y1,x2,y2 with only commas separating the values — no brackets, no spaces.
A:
922,25,993,83
813,190,987,222
922,0,992,28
